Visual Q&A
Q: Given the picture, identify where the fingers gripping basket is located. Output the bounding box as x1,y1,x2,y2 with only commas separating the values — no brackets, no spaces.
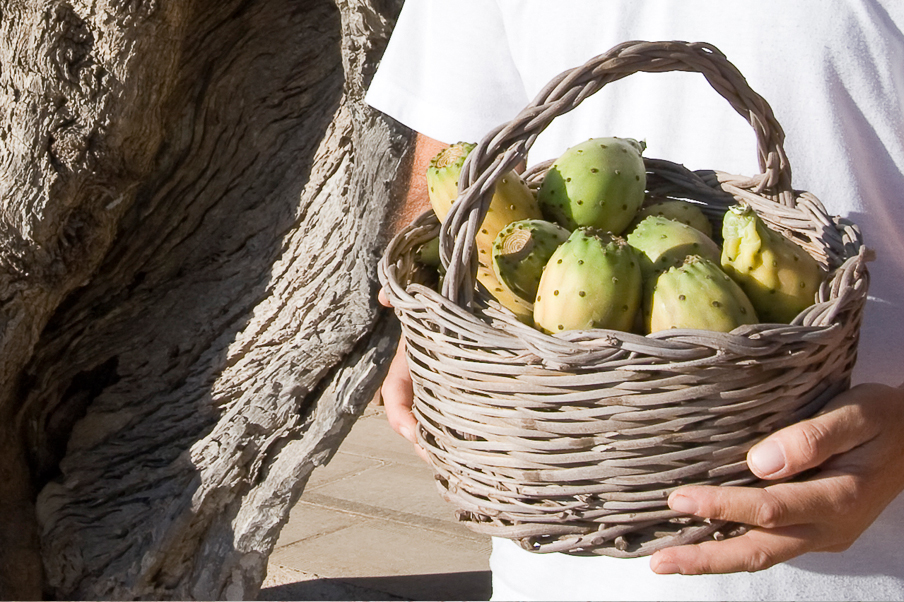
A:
378,40,870,557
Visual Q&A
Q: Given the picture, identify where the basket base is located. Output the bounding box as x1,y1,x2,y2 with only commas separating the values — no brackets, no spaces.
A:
454,505,747,557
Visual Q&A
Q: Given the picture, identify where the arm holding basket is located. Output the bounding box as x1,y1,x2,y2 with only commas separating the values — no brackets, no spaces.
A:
379,133,446,461
653,381,904,574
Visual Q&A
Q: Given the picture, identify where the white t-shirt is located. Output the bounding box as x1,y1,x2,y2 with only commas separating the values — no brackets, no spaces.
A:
367,1,904,600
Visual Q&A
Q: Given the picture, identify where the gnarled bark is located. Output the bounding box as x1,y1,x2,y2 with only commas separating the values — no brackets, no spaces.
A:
0,0,410,598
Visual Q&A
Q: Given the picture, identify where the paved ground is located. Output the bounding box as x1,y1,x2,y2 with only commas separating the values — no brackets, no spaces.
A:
258,404,493,601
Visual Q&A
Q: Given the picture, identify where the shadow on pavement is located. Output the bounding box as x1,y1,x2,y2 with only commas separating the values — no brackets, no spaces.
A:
258,570,492,601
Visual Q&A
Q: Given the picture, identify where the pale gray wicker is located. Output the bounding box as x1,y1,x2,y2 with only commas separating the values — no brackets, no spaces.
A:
378,40,870,557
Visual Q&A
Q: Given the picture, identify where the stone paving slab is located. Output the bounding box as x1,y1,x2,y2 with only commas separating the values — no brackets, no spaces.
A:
259,405,493,601
310,461,454,523
273,502,371,549
304,451,386,489
333,410,432,468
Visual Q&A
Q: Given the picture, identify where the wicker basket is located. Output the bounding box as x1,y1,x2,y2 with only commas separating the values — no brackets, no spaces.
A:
378,40,870,557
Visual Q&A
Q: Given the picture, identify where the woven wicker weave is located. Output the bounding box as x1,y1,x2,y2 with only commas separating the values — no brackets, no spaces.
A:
378,40,870,557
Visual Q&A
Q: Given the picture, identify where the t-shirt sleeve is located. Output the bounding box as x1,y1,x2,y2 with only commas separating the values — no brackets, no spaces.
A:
365,0,529,145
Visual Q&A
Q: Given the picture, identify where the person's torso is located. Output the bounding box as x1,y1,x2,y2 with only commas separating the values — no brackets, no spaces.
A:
486,2,904,599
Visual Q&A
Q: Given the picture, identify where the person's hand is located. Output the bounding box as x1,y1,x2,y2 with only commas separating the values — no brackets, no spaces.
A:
378,287,428,462
650,381,904,575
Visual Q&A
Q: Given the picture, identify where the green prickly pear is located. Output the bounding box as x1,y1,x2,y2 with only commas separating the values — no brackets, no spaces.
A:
426,141,541,267
721,204,826,324
414,236,441,268
626,215,721,280
492,219,570,303
411,235,443,292
533,228,642,334
647,255,758,333
537,137,647,234
629,200,714,238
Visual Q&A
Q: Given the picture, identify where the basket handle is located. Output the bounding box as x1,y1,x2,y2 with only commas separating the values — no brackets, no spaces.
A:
441,40,792,308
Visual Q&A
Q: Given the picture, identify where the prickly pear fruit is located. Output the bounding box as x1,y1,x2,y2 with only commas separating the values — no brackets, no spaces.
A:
721,204,826,323
477,264,533,323
626,215,721,280
414,236,441,268
492,219,570,303
647,255,758,333
426,142,475,221
410,235,443,291
630,200,714,238
426,141,541,267
533,228,642,334
537,137,646,234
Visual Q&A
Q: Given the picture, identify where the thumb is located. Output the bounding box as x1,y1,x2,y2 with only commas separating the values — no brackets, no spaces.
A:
378,286,393,308
747,390,875,480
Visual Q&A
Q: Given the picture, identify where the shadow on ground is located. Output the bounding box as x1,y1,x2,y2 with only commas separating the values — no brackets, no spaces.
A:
258,570,492,601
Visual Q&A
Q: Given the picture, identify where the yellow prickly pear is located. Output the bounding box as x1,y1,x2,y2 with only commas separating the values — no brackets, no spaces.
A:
647,255,758,333
533,228,642,334
477,264,534,323
425,142,476,222
721,204,826,324
425,142,543,322
426,142,541,267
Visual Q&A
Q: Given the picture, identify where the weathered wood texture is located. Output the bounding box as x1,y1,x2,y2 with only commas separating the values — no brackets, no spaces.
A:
0,0,410,598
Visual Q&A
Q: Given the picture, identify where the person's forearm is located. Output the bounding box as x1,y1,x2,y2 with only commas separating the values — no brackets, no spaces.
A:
380,133,446,454
390,133,447,235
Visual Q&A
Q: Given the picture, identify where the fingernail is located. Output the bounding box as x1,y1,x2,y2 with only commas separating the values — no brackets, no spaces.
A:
749,440,786,476
669,494,698,515
399,425,416,443
652,559,680,574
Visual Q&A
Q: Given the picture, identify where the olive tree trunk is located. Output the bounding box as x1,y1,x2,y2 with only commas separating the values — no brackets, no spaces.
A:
0,0,411,598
